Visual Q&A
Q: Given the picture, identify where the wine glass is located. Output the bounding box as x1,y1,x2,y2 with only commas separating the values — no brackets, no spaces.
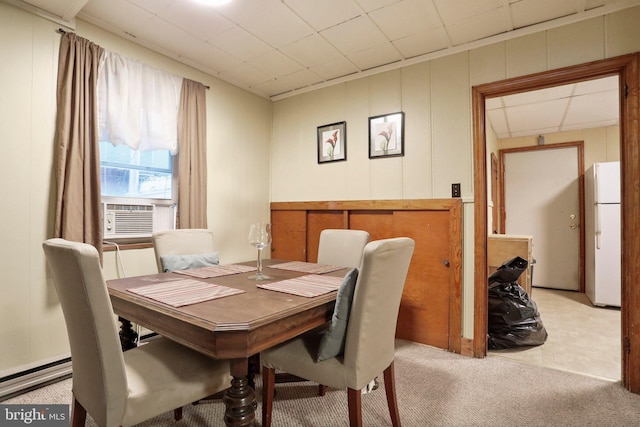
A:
248,223,272,280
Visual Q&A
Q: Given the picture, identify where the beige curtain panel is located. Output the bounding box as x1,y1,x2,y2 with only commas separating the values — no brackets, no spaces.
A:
53,33,104,259
177,79,208,229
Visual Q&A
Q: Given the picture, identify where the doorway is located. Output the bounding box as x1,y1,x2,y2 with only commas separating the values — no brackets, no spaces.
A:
472,54,640,393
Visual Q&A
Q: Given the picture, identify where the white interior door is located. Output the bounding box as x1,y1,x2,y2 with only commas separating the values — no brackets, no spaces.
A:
504,146,580,290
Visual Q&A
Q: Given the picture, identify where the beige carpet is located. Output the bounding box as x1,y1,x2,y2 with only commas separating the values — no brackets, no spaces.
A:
5,339,640,426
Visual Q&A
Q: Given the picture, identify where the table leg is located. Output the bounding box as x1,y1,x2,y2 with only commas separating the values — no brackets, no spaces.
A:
118,317,138,351
223,358,257,427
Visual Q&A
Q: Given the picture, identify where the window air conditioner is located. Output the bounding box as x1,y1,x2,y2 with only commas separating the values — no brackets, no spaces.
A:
103,203,154,238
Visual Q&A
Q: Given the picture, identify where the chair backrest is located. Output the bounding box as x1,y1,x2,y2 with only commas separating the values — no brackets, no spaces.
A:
343,237,415,389
317,229,370,269
152,228,215,273
42,238,127,427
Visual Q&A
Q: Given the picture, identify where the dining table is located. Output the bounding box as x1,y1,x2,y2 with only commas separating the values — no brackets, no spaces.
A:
106,259,348,427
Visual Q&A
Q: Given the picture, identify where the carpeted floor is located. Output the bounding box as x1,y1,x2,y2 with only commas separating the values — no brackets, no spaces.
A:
4,339,640,426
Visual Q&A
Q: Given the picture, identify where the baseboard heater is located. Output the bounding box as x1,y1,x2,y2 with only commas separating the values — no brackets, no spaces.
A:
0,358,72,401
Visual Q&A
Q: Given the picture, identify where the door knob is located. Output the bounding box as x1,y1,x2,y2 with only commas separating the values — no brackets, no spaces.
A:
570,223,578,229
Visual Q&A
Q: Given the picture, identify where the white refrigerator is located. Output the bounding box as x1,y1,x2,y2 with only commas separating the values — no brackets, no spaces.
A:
584,161,621,307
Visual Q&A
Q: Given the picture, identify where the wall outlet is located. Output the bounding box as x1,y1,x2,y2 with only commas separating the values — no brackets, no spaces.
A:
452,183,461,198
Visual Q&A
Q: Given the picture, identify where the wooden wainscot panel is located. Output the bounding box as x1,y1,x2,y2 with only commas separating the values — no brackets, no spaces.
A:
306,211,346,262
270,199,463,353
271,210,306,261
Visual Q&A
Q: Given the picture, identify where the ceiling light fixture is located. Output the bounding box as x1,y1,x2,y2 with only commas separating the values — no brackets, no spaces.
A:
194,0,232,6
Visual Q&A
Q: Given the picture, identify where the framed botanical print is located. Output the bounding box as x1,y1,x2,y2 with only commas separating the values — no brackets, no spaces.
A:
368,112,404,158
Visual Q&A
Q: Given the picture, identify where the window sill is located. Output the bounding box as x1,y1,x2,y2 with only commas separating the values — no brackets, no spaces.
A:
103,241,153,251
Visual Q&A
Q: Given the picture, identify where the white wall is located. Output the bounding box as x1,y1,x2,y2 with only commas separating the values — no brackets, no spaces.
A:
0,2,272,375
270,7,640,339
498,126,620,167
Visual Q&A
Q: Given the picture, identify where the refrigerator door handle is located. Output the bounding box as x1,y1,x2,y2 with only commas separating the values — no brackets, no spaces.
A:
595,203,602,249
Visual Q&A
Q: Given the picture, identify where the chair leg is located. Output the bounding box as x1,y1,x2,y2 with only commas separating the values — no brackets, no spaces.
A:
71,397,87,427
383,362,401,427
347,388,362,427
262,366,276,427
318,384,327,396
173,407,182,421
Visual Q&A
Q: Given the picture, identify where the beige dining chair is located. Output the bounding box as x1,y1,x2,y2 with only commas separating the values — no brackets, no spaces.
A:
152,228,217,273
317,229,370,268
274,228,370,394
42,238,231,427
261,237,415,427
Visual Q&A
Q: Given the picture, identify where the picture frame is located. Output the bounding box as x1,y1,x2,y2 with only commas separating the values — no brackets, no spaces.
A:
368,112,404,158
317,121,347,163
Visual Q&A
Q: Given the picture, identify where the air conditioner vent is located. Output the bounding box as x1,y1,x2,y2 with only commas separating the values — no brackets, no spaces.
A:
104,203,154,238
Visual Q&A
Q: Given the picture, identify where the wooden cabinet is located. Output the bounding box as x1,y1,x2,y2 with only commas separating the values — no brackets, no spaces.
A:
487,234,534,294
271,199,463,353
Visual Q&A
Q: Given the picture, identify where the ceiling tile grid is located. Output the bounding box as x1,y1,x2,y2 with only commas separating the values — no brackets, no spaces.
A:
17,0,635,132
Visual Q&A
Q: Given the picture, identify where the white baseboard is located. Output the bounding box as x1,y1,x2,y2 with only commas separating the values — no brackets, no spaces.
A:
0,359,72,401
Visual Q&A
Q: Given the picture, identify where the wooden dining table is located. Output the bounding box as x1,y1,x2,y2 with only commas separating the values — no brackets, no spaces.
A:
106,259,348,427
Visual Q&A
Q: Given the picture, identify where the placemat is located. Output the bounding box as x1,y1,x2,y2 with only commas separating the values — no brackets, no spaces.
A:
268,261,343,274
173,264,257,279
257,274,344,297
128,279,245,307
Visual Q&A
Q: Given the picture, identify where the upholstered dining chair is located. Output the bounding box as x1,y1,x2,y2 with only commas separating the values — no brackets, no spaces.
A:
317,229,370,268
152,228,217,273
42,238,231,427
261,237,415,427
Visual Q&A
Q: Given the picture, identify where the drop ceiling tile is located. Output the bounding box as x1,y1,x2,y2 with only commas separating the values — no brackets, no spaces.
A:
487,108,509,137
132,17,223,63
321,15,389,55
209,26,272,61
445,6,512,45
392,29,450,59
268,68,324,92
573,76,618,95
506,98,568,133
219,62,272,87
127,0,172,14
563,91,619,125
279,34,347,67
80,0,155,34
238,1,314,48
561,119,618,132
348,42,402,70
246,50,304,78
192,43,245,74
283,0,362,31
357,0,402,13
434,0,503,23
309,55,359,80
368,0,442,41
157,1,234,41
510,0,578,29
485,97,503,110
502,85,573,107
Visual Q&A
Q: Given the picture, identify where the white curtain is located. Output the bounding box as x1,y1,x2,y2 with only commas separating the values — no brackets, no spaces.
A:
98,50,183,154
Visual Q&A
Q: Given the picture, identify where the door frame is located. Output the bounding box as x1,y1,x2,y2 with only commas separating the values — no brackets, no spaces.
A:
499,142,585,292
472,53,640,393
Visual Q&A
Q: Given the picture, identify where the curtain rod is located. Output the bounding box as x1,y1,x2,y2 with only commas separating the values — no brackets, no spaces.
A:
56,28,210,90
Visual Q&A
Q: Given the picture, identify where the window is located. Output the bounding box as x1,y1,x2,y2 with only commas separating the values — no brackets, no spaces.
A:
99,142,175,201
99,142,177,240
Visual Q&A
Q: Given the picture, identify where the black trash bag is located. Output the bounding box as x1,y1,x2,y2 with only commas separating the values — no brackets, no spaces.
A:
488,256,548,350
